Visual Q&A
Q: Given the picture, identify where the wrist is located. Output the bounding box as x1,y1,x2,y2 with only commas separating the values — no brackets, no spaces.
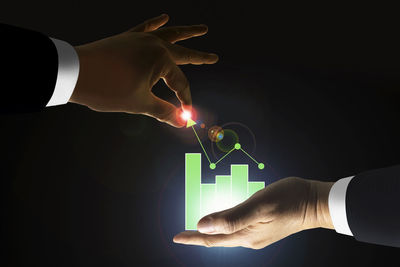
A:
311,180,334,229
69,45,87,104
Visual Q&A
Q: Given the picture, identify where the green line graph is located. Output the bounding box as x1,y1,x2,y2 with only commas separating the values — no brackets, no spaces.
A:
184,119,266,230
191,124,211,164
185,153,265,230
186,119,264,170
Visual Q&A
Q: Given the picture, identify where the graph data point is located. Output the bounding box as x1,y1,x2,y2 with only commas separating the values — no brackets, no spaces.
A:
186,119,197,128
234,143,241,150
258,163,265,170
209,163,216,169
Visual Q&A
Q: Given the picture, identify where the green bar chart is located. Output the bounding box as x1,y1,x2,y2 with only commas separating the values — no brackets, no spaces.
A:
185,153,265,230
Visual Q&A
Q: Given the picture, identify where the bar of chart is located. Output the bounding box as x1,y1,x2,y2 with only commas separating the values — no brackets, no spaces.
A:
185,153,265,230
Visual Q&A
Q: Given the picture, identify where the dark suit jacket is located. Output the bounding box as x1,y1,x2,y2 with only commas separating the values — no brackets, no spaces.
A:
1,23,58,113
347,165,400,247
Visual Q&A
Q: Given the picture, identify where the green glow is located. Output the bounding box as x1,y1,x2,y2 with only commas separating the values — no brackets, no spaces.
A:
258,163,265,170
216,175,231,211
185,153,201,230
248,181,265,197
200,184,216,218
209,163,216,169
234,143,241,150
231,165,248,205
185,153,265,230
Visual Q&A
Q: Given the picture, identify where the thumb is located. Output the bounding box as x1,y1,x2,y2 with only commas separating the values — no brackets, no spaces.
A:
144,94,182,127
197,198,260,235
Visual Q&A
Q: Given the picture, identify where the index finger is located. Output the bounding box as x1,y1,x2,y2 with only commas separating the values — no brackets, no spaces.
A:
161,62,192,108
173,230,249,248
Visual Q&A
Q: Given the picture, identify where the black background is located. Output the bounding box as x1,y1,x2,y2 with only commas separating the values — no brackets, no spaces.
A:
1,1,400,266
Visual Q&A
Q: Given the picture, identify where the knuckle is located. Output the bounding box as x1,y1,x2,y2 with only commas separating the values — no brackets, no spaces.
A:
143,23,150,32
188,53,194,61
173,27,181,36
203,238,214,248
219,217,236,234
181,78,190,92
240,239,252,248
245,240,264,250
144,21,156,32
252,244,265,250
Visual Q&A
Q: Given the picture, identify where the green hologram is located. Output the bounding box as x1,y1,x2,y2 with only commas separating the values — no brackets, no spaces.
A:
185,153,201,230
231,165,249,206
191,126,211,164
216,175,231,211
200,184,216,218
185,154,266,230
248,181,265,197
209,163,216,169
240,148,260,165
215,147,235,165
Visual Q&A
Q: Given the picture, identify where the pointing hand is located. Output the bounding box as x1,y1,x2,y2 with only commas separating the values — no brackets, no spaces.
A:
70,14,218,127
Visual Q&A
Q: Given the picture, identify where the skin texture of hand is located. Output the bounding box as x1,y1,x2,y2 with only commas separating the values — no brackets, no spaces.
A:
69,14,218,127
173,177,334,249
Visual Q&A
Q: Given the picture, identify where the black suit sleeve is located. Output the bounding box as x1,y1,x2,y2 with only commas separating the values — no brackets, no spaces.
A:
346,165,400,247
0,23,58,113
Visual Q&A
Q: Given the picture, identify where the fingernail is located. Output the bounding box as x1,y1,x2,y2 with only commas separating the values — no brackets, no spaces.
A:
197,217,215,233
173,235,184,243
208,53,219,61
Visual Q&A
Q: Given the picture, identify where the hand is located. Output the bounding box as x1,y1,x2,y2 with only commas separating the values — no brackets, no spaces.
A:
69,14,218,127
173,177,334,249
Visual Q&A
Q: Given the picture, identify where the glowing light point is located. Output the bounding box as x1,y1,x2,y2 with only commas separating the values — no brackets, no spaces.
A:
181,110,192,121
209,163,216,169
258,163,265,170
234,143,241,150
186,119,197,128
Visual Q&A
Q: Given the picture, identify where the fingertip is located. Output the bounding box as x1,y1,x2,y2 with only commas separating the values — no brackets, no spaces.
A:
153,14,169,27
159,13,169,19
173,235,181,243
173,233,187,244
196,24,208,33
208,53,219,63
197,216,215,234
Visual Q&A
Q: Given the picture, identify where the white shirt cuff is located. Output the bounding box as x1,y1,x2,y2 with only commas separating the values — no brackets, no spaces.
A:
46,38,80,107
328,176,354,236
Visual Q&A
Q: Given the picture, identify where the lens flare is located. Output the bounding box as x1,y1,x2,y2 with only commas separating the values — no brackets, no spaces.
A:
208,126,224,142
181,111,192,121
176,107,197,127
